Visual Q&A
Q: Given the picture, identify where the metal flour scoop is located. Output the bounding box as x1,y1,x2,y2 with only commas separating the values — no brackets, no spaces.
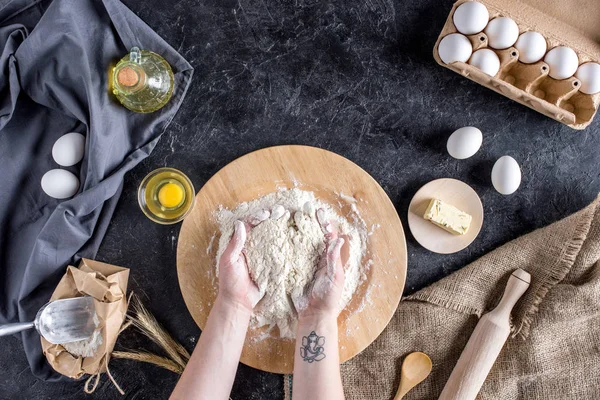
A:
0,297,96,344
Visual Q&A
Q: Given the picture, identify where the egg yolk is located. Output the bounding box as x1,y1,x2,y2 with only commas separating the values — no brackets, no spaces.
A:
158,182,184,208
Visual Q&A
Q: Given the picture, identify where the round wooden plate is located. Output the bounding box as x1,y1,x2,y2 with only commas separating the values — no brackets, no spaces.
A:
407,178,483,254
176,145,407,374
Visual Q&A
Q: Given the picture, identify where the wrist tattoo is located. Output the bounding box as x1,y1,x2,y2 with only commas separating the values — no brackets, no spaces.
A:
300,331,326,363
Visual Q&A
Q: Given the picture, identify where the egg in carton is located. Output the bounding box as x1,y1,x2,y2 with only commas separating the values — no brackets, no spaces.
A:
434,0,600,130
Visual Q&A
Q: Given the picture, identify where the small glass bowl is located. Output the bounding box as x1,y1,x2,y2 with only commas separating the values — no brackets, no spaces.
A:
138,167,195,225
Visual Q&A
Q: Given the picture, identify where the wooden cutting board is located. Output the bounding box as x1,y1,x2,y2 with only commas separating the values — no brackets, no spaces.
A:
176,145,407,374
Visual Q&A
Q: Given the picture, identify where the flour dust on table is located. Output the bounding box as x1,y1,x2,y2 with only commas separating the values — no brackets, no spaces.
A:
216,188,368,338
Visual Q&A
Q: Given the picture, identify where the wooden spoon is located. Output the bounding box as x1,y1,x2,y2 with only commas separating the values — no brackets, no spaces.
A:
393,352,433,400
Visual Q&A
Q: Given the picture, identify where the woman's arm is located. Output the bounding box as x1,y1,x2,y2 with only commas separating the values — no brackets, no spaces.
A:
171,220,263,400
294,310,344,400
170,295,251,400
293,210,346,400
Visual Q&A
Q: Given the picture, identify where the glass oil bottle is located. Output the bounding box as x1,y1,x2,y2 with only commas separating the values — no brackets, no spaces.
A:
111,47,174,113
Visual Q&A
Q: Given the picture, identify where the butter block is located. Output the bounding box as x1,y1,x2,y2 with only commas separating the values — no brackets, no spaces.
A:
423,198,471,235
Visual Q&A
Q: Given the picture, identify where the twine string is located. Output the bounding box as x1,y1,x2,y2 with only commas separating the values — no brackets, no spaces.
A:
84,371,100,394
82,356,125,396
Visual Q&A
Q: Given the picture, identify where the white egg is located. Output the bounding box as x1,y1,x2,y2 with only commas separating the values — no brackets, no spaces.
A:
453,1,489,35
514,31,547,64
447,126,483,159
484,17,519,49
41,169,80,199
575,62,600,94
468,49,500,76
438,33,473,65
52,132,85,167
544,47,579,80
491,156,521,195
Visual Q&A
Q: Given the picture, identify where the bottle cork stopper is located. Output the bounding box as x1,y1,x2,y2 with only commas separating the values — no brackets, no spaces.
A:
117,66,140,87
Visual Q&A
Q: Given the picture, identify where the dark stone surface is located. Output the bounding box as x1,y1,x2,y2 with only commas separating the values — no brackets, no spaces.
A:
2,0,599,398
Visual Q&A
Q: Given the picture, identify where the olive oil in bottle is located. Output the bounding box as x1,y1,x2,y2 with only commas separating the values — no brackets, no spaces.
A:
111,47,174,113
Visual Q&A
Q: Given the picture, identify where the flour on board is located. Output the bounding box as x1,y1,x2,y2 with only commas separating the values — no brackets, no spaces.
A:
216,188,367,338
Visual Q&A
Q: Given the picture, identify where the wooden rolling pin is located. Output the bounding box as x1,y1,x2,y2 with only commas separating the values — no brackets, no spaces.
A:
438,268,531,400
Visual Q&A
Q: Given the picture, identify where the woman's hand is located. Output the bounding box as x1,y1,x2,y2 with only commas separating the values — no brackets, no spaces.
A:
218,206,290,311
218,219,263,312
174,212,276,400
297,208,347,319
293,208,347,400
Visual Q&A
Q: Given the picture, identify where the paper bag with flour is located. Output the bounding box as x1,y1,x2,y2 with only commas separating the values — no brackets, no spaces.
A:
40,259,129,380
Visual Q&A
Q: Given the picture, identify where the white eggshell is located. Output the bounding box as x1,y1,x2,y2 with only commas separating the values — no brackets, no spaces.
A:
52,132,85,167
453,1,489,35
544,47,579,80
41,169,80,199
514,31,547,64
575,62,600,94
468,49,500,76
484,17,519,49
447,126,483,159
491,156,521,195
438,33,473,65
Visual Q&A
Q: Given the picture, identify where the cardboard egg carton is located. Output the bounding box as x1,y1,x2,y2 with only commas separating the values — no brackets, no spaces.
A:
434,0,600,130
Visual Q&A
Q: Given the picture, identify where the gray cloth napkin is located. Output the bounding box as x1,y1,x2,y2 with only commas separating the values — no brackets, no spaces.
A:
0,0,193,380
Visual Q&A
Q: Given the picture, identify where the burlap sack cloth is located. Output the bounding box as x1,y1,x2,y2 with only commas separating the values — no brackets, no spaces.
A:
285,197,600,398
338,197,600,399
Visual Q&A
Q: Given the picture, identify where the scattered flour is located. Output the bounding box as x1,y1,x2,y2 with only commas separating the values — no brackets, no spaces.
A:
337,191,358,204
62,313,102,358
216,188,367,338
206,234,216,255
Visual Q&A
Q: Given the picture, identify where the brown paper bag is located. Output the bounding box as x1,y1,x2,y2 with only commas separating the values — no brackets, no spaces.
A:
40,258,129,379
